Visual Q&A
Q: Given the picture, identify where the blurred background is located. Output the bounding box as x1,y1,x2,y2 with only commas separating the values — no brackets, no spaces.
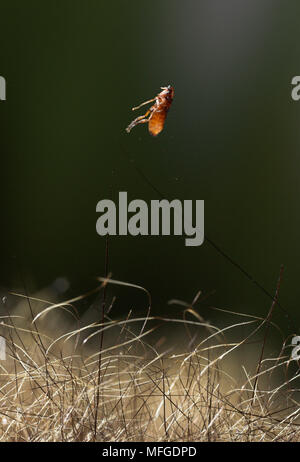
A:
0,0,299,332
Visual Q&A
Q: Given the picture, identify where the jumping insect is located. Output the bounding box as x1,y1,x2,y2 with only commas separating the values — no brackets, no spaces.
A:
126,85,174,136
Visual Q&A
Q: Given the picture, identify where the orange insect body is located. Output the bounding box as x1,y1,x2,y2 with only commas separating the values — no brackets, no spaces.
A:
126,85,174,136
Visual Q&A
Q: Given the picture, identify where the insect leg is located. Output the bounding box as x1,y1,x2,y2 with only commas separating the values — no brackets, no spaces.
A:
132,98,156,111
126,111,151,133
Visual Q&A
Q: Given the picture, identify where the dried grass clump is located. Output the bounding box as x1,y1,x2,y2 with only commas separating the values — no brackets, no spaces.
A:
0,276,299,442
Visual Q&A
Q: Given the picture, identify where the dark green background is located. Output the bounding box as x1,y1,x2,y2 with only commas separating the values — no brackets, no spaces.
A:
0,0,299,329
